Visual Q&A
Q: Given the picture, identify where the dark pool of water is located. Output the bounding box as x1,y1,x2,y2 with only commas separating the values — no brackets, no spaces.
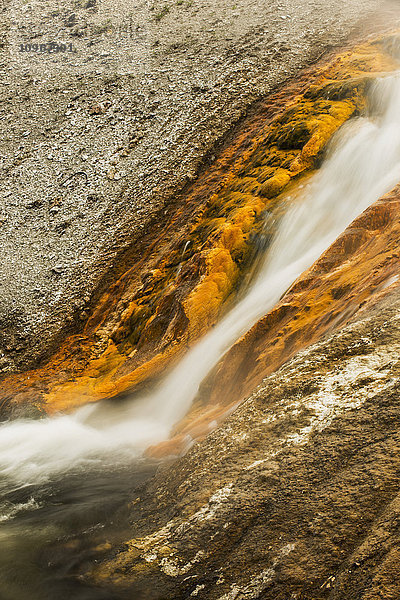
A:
0,460,158,600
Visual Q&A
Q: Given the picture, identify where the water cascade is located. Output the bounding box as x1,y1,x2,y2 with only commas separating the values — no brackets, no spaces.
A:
1,74,400,487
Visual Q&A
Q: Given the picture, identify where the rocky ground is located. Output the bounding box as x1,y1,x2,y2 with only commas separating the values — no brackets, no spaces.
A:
83,281,400,600
0,0,393,374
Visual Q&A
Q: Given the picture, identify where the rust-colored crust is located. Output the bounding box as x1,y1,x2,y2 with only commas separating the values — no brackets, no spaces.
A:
152,188,400,457
0,32,399,415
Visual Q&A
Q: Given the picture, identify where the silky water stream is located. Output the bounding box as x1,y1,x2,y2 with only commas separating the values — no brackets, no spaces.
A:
2,73,400,598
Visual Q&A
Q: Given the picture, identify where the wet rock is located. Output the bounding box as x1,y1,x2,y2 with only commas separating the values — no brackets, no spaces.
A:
84,286,400,600
166,188,400,446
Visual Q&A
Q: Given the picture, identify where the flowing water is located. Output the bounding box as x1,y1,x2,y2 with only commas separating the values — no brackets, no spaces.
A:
2,72,400,598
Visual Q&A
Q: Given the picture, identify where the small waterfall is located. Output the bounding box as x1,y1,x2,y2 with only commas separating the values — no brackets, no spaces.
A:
2,73,400,486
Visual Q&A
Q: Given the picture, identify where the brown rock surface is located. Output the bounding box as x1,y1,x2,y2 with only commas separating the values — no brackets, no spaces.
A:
167,186,400,448
82,283,400,600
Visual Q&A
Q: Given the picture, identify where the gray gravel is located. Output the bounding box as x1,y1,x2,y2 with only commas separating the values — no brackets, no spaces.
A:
0,0,392,372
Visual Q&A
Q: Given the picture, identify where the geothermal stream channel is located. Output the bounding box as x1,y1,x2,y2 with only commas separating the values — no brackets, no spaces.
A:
1,73,400,598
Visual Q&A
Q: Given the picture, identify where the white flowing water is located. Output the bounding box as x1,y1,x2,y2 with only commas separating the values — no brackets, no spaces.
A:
2,73,400,486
